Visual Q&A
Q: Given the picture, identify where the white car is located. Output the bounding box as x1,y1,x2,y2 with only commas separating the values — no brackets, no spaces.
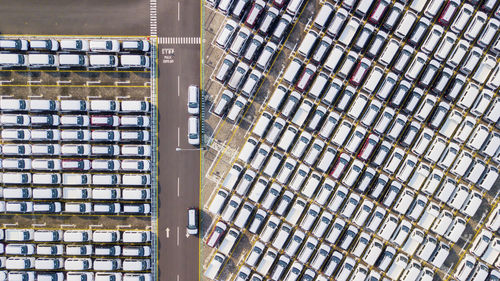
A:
89,40,120,52
60,115,90,126
121,160,151,171
60,39,90,51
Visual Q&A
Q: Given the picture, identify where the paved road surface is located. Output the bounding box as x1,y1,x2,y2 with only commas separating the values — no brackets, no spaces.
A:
0,1,201,281
157,1,201,281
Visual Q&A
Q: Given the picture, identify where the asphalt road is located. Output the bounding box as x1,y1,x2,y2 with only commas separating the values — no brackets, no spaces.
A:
156,1,201,281
0,1,201,281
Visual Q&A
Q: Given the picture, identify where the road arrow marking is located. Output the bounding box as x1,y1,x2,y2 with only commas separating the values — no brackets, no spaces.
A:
165,228,170,238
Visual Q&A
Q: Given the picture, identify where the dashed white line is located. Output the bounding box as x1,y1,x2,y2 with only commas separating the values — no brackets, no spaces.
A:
177,127,180,147
176,227,180,246
178,2,180,21
177,75,180,96
177,177,180,197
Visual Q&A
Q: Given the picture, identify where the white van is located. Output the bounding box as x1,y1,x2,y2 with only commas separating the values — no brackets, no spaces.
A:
91,100,118,112
34,230,62,242
60,100,89,111
28,54,59,67
121,100,150,112
120,55,150,68
122,174,150,185
122,231,151,243
298,31,319,58
204,253,226,279
0,54,28,67
93,230,120,243
188,116,200,146
92,175,120,185
89,55,118,68
64,230,92,242
59,54,89,67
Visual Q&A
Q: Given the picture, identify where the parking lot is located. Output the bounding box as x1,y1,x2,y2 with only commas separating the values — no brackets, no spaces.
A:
200,0,500,280
0,36,155,230
0,227,152,280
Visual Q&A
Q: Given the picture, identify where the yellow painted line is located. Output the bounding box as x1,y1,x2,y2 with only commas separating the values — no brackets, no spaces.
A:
154,37,160,281
0,69,149,73
1,34,153,38
200,1,205,281
0,84,150,88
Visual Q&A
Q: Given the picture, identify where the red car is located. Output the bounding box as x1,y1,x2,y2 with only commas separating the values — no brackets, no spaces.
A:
329,152,351,179
358,134,380,162
245,0,266,28
368,0,390,24
273,0,289,8
205,221,227,248
350,58,371,86
295,64,317,92
438,0,460,26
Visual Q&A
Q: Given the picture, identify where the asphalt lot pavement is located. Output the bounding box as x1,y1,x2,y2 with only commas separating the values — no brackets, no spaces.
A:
0,0,149,35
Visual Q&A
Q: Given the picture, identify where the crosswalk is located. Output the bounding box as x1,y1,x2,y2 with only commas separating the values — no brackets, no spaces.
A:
158,37,201,45
150,0,157,36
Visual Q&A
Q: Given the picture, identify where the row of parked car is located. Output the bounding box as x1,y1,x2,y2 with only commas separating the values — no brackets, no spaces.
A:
0,244,151,257
0,144,151,157
0,100,150,113
0,229,151,243
0,173,150,186
0,201,150,215
0,129,150,142
0,39,150,53
0,271,150,281
0,114,151,127
0,257,150,272
0,159,150,171
204,0,500,280
0,53,150,69
0,187,150,201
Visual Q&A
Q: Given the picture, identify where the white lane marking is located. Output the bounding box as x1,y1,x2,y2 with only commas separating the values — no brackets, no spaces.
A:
178,2,180,21
177,275,179,281
177,127,180,147
177,177,180,197
165,228,170,238
178,75,180,97
177,227,180,246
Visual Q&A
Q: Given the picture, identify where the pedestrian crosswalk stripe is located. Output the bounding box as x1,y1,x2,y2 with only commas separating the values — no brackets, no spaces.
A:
158,37,201,45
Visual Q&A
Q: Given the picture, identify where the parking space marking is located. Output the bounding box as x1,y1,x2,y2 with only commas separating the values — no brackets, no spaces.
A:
0,84,150,88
